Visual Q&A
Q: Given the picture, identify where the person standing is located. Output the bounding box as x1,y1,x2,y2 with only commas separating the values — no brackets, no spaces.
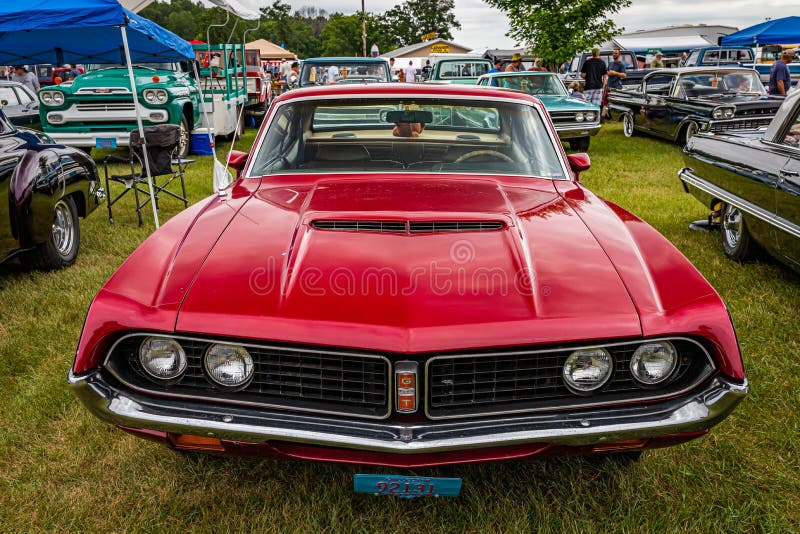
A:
650,51,665,68
488,59,503,74
580,49,606,107
769,49,793,96
11,65,39,93
607,48,627,89
421,59,432,80
327,64,339,84
505,53,522,72
404,60,417,83
389,57,397,80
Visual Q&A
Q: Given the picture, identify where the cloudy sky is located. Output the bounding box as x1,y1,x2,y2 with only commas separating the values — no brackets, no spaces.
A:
269,0,793,50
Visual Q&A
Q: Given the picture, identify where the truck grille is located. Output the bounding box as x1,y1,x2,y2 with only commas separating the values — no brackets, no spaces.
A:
107,335,391,419
75,102,136,112
710,118,772,132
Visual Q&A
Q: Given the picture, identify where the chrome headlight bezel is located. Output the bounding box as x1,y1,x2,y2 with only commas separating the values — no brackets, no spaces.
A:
143,88,168,104
630,341,678,386
575,112,585,122
203,343,255,390
562,348,614,394
40,91,64,106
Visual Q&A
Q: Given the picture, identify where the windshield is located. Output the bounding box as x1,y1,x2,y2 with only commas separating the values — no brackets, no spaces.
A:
249,97,565,179
301,62,390,85
84,63,181,73
437,61,491,79
675,71,767,97
482,74,568,96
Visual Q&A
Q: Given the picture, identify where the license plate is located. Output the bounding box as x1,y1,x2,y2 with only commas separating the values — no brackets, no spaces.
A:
353,474,462,498
95,137,117,149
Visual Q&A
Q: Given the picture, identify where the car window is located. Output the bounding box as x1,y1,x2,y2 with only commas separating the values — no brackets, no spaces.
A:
438,62,491,79
14,88,34,105
782,110,800,148
0,87,19,107
645,74,675,96
301,62,389,85
249,97,566,179
491,74,568,96
676,71,766,98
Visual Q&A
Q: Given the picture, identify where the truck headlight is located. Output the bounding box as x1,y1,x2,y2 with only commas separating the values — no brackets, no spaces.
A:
40,91,64,105
630,341,677,385
204,344,254,389
563,348,613,394
143,88,168,104
52,92,64,105
139,337,187,381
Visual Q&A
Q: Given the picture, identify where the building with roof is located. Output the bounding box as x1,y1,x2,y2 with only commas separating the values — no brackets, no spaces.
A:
382,38,473,60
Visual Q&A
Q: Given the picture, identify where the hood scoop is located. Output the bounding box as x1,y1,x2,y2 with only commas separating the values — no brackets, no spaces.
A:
311,220,505,234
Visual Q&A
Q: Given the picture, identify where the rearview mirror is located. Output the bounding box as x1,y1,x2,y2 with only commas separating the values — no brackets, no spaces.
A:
227,150,249,178
566,153,590,181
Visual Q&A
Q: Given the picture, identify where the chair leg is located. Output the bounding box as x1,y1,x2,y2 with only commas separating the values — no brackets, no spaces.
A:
133,182,142,226
104,164,114,224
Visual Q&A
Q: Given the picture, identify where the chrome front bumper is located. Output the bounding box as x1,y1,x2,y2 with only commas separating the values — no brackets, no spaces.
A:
70,370,747,454
556,123,601,139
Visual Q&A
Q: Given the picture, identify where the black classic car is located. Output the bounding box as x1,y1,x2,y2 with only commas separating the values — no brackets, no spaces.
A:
679,90,800,271
0,80,40,130
0,109,100,269
608,67,783,144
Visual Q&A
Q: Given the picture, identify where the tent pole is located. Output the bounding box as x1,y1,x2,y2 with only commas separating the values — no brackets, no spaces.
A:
120,25,159,229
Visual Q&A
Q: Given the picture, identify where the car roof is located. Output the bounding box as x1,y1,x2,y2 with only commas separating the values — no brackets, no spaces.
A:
303,57,388,63
273,82,544,106
480,71,558,77
648,66,760,75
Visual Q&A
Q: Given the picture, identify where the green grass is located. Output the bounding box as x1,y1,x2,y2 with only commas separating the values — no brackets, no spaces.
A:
0,123,798,532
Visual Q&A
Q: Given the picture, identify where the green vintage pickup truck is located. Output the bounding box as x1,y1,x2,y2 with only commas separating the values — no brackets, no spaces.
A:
38,62,201,157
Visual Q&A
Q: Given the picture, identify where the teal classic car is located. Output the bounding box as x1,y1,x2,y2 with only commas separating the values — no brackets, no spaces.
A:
429,58,493,85
38,62,202,157
477,71,600,150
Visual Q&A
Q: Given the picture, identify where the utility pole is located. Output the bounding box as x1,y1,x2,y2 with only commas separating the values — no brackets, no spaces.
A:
361,0,367,57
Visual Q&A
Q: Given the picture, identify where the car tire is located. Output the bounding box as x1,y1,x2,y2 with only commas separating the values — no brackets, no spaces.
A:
682,121,699,144
570,137,590,151
721,203,754,262
27,196,80,270
178,114,191,159
623,112,635,137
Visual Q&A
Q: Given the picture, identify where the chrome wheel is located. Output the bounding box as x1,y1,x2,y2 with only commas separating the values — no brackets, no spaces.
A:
52,200,75,257
685,121,699,143
178,116,190,158
623,113,634,137
721,203,754,261
722,205,742,248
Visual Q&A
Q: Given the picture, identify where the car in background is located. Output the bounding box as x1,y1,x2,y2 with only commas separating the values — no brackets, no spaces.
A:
0,109,100,269
561,49,652,90
38,62,202,157
34,64,85,87
299,57,391,87
608,67,782,144
681,47,755,67
242,49,269,117
477,71,600,151
0,81,40,129
679,90,800,271
428,57,493,84
70,83,747,490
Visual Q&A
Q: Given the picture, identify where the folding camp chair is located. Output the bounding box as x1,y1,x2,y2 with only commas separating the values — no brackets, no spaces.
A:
103,124,191,225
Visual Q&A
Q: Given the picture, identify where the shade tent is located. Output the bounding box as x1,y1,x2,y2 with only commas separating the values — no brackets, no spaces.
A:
0,0,194,228
0,1,193,65
721,17,800,46
614,35,714,55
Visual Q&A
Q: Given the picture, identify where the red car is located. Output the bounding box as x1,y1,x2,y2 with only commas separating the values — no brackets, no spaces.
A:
70,84,746,497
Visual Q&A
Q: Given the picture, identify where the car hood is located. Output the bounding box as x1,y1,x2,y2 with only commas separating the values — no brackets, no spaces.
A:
694,94,783,109
539,95,597,110
174,176,642,352
65,68,179,92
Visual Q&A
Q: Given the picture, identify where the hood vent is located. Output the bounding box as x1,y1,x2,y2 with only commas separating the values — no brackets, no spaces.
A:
312,220,505,234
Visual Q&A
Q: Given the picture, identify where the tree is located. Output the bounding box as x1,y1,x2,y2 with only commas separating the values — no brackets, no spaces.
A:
320,13,396,57
484,0,631,69
384,0,461,47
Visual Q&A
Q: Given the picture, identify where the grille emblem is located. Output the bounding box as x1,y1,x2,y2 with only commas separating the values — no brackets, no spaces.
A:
395,361,418,413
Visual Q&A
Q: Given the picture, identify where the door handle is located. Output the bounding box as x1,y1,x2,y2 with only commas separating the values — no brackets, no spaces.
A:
780,168,800,177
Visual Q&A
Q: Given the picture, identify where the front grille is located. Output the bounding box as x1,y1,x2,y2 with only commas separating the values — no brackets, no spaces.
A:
311,220,505,234
426,339,714,419
75,102,136,112
106,335,390,419
549,111,578,124
711,118,772,132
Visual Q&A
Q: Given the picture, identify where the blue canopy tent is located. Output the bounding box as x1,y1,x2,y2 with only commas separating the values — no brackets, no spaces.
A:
0,0,195,228
721,17,800,46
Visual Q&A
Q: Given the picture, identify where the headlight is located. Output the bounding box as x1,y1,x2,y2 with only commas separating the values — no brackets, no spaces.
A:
52,92,64,105
723,108,735,119
584,111,596,122
139,337,187,380
712,108,724,119
40,92,53,104
204,344,254,389
575,112,585,122
630,341,677,385
562,348,613,394
143,88,168,104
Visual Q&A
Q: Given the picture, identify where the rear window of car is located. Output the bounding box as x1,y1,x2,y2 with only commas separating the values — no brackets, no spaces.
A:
249,97,565,179
437,61,491,79
301,62,390,85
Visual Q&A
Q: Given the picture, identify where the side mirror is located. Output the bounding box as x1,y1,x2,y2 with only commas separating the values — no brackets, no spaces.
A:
566,153,590,181
227,150,249,178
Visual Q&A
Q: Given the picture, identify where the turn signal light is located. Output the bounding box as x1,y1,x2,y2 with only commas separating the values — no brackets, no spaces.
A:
167,432,225,451
152,75,160,83
591,438,648,453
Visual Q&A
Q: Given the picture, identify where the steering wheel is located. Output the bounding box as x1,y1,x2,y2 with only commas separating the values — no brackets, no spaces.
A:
454,150,513,163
